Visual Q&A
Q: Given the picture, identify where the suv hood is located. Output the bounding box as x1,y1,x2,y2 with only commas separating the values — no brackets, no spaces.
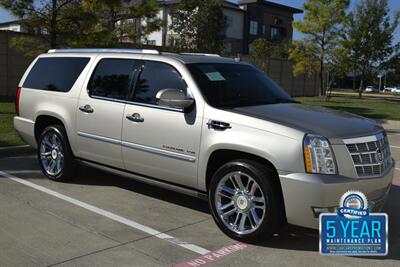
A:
232,103,382,139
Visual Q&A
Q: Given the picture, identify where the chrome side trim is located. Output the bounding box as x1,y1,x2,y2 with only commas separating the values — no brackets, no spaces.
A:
126,100,184,113
77,132,121,145
121,141,196,162
77,132,196,162
343,132,385,144
90,95,127,104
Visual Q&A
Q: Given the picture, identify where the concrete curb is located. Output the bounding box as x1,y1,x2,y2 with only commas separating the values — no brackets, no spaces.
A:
0,145,36,158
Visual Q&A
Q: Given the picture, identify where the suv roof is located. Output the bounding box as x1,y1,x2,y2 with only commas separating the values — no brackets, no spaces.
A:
47,48,238,64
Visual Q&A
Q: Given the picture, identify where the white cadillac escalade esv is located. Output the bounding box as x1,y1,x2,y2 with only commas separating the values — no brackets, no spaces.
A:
14,49,394,242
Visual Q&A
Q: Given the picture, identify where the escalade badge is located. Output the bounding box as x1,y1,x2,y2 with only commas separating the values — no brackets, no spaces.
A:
375,149,383,163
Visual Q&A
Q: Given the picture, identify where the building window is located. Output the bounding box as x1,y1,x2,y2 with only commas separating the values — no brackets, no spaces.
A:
225,16,233,28
262,25,266,35
249,20,258,35
270,26,286,42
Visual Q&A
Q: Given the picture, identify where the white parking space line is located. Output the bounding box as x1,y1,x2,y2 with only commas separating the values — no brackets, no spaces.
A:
0,171,211,255
396,168,400,171
390,145,400,149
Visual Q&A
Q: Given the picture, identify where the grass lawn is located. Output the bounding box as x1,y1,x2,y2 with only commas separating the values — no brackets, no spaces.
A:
0,100,23,147
295,95,400,121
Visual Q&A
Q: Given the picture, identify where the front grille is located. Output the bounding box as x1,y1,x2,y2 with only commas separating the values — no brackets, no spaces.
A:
345,132,391,178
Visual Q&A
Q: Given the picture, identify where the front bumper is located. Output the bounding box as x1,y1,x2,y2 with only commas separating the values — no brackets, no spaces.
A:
279,160,394,229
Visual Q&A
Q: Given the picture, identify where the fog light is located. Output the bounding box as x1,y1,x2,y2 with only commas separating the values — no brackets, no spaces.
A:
312,206,337,218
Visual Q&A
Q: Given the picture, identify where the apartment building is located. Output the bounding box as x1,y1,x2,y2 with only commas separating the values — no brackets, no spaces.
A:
142,0,302,54
239,0,302,53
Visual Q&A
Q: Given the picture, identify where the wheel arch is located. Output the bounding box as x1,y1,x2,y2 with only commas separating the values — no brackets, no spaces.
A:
34,114,67,142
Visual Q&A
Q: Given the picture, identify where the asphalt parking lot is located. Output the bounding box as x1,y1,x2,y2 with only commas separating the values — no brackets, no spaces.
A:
0,133,399,267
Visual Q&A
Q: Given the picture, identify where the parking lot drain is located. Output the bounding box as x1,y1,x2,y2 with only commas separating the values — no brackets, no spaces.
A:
0,171,211,255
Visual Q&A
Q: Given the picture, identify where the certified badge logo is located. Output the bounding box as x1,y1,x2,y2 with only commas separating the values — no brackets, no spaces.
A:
319,190,388,256
338,191,369,219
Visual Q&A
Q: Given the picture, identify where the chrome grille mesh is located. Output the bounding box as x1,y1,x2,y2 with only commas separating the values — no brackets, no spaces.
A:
345,133,391,177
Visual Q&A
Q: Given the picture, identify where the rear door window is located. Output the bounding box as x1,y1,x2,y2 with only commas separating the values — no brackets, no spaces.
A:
88,59,141,101
23,57,90,92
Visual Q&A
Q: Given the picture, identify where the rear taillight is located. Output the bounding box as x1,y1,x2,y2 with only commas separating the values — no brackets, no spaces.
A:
15,86,21,116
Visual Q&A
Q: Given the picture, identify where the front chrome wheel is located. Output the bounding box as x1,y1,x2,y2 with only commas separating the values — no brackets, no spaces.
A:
39,132,64,176
214,171,266,235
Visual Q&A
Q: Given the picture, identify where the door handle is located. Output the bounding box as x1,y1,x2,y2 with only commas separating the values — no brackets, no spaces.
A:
207,119,231,130
126,113,144,122
79,104,94,113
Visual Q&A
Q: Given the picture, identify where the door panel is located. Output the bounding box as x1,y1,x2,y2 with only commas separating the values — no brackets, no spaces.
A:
75,58,141,169
121,60,201,188
122,105,201,188
76,98,125,168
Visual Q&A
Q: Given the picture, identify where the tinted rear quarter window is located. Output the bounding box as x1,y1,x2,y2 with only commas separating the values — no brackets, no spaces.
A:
23,57,90,92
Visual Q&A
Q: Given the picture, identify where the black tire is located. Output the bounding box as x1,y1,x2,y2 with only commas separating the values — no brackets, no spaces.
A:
208,159,284,242
37,125,77,181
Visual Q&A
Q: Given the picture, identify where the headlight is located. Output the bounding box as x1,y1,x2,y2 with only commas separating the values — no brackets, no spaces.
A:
303,134,337,174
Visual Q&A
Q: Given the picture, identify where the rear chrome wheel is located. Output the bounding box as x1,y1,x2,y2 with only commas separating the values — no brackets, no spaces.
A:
40,132,64,176
215,171,266,235
37,125,77,181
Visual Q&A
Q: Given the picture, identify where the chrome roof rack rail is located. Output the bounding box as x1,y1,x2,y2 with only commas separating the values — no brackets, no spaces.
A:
180,52,221,57
47,48,160,55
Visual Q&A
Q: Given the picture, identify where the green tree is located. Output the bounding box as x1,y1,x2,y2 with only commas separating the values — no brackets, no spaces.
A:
0,0,88,55
382,49,400,87
0,0,162,55
82,0,162,46
170,0,225,53
344,0,399,97
289,0,350,96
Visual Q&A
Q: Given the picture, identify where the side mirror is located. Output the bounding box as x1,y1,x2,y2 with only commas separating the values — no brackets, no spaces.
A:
156,89,194,111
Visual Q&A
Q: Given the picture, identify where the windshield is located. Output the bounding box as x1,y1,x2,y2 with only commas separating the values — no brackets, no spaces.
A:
187,63,294,108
